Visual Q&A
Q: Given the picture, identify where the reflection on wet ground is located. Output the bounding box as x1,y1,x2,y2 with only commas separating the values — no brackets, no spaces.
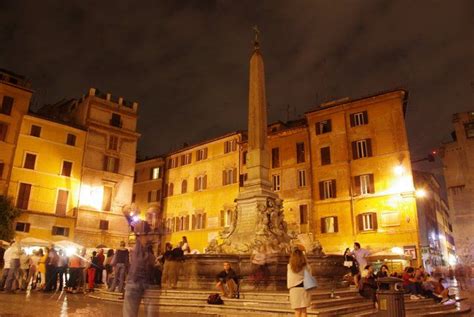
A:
0,290,196,317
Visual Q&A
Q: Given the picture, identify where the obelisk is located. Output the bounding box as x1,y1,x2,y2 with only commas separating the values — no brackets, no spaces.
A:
220,28,290,254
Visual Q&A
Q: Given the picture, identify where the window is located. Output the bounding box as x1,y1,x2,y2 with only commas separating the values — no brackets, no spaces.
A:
192,212,207,229
181,180,188,194
0,96,14,115
224,140,237,153
296,142,305,163
110,113,122,127
23,153,36,170
15,222,30,233
239,173,248,187
52,226,70,237
180,153,192,165
352,139,372,159
194,175,207,191
298,170,306,187
321,147,331,165
299,205,308,225
0,122,7,141
104,156,120,173
109,135,118,151
61,161,73,177
196,148,208,161
321,216,338,233
168,157,179,168
168,183,174,196
272,174,281,191
220,209,232,227
156,189,161,201
222,168,237,185
358,212,377,231
151,167,161,180
30,125,41,137
16,183,31,209
316,120,332,134
66,133,76,146
381,212,400,227
55,189,69,216
0,161,4,179
242,151,247,165
465,122,474,138
99,220,109,230
350,111,368,127
355,174,375,195
102,186,113,211
319,180,336,199
271,148,280,168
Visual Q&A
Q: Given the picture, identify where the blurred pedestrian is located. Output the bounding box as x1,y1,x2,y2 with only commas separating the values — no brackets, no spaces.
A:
96,249,105,285
105,249,115,288
109,241,130,293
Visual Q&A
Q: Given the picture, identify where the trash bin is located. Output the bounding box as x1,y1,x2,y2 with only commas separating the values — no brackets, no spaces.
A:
376,277,405,317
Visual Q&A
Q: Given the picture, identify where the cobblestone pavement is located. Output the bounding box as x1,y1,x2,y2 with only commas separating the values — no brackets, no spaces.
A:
0,290,197,317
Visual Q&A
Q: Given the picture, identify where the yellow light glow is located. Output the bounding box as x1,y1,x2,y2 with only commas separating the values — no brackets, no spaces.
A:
394,165,405,175
65,247,77,256
415,189,427,198
79,185,103,210
391,247,404,255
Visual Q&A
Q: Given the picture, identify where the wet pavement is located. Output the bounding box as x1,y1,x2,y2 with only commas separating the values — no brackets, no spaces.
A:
0,290,197,317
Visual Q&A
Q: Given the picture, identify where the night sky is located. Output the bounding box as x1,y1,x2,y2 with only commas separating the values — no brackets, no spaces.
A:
1,1,473,177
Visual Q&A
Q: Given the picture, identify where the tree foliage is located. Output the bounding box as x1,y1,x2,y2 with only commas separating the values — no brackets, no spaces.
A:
0,196,21,241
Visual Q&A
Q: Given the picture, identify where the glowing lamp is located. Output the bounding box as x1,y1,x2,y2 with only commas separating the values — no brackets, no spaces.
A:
394,165,405,175
391,247,404,255
65,247,76,257
415,189,427,198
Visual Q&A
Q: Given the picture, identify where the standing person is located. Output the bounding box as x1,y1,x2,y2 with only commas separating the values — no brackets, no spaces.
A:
351,242,370,288
66,251,82,293
104,249,115,288
87,251,99,291
0,243,13,291
343,248,359,286
287,249,312,317
37,248,47,290
43,247,59,292
168,243,184,288
27,250,41,290
95,249,105,285
56,250,68,291
78,248,87,293
18,250,30,291
181,236,191,254
160,243,173,288
109,241,130,293
4,241,21,292
123,221,154,317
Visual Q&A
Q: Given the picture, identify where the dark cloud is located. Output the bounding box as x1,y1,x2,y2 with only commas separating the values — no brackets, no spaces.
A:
1,0,473,174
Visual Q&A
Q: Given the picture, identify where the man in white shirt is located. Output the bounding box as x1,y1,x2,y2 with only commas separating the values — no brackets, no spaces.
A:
4,241,21,292
351,242,370,272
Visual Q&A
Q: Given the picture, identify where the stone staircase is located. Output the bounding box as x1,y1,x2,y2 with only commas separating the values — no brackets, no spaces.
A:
89,287,471,316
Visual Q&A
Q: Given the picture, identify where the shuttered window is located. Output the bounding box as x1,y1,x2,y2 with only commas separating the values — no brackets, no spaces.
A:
23,153,36,170
16,183,31,209
350,111,368,127
194,175,207,191
352,139,372,159
321,147,331,165
151,167,160,179
0,96,14,115
61,161,72,177
99,220,109,230
315,119,332,134
357,213,378,231
321,216,338,233
224,140,237,153
222,168,237,185
15,222,30,233
168,183,174,196
110,113,122,127
296,142,305,163
52,226,70,237
319,179,336,199
30,125,41,137
299,205,308,225
55,190,69,216
181,180,188,194
66,133,76,146
109,135,119,151
102,186,113,211
298,170,306,187
272,174,281,191
104,156,120,173
271,148,280,168
0,122,8,141
196,148,208,161
242,151,247,165
355,174,375,195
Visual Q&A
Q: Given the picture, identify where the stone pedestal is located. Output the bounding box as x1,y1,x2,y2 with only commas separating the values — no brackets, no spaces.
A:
176,254,347,291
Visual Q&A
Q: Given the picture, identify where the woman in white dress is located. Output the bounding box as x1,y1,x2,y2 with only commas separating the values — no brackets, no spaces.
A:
287,249,311,317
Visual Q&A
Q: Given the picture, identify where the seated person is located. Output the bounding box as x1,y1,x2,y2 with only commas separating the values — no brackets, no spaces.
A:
433,278,450,303
216,261,238,298
376,265,390,290
359,264,377,305
402,267,422,296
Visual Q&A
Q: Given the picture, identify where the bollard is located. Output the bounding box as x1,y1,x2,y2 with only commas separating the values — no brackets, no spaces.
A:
376,277,405,317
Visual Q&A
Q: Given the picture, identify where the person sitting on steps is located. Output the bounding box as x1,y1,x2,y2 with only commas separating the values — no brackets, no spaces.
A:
216,261,238,298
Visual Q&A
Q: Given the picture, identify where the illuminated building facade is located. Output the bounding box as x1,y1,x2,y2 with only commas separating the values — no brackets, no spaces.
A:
439,111,474,265
135,90,425,263
413,170,455,270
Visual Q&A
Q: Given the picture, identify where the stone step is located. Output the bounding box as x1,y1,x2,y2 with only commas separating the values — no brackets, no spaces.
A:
408,302,471,316
311,302,376,317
